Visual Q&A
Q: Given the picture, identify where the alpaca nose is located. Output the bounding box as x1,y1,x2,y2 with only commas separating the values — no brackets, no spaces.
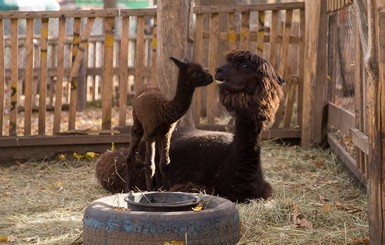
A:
215,67,223,73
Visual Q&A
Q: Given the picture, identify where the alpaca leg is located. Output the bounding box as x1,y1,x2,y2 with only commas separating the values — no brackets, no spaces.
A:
158,135,171,189
144,141,156,191
126,122,143,191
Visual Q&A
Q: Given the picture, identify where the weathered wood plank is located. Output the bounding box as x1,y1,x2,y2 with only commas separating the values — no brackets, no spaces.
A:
53,16,66,134
135,16,146,89
150,16,157,84
68,17,81,131
327,133,367,185
24,18,34,136
354,14,367,175
256,11,265,56
239,11,250,50
268,10,279,69
38,18,49,135
193,13,204,124
301,0,321,146
350,128,369,155
207,13,219,124
312,0,328,144
119,16,129,126
9,18,18,136
0,8,156,19
274,9,293,128
0,18,4,137
102,17,115,130
227,12,237,50
193,2,305,14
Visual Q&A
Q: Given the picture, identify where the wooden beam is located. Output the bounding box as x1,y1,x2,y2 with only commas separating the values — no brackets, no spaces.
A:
102,17,115,130
0,18,4,137
327,133,367,185
301,0,322,146
350,128,369,155
193,2,305,14
366,0,385,243
312,0,328,144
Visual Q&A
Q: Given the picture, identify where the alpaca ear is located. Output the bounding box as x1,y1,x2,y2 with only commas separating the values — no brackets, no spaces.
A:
170,57,187,69
182,57,190,63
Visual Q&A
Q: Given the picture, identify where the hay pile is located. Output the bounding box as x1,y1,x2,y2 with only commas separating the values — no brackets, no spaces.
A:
0,141,368,244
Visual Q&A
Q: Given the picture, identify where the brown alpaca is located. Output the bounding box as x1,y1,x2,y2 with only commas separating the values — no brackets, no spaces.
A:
126,57,213,191
96,50,285,202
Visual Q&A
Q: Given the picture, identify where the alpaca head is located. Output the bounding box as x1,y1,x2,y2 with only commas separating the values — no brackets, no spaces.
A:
214,50,285,129
170,57,213,88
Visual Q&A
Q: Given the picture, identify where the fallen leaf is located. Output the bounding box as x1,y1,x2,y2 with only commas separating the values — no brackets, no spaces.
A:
292,204,313,230
322,204,331,213
351,237,369,244
163,241,184,245
57,154,67,161
0,235,8,242
319,195,329,203
192,203,203,212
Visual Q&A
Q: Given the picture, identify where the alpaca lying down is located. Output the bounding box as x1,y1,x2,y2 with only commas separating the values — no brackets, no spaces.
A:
96,50,285,202
126,57,213,191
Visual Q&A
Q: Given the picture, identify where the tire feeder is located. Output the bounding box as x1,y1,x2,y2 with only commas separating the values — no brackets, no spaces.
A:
83,192,241,244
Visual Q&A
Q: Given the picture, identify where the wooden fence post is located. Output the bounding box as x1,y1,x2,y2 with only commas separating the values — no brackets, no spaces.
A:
366,0,385,244
311,0,328,144
301,0,321,146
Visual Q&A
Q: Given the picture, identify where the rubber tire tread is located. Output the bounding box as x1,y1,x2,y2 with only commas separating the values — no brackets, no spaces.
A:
83,194,240,245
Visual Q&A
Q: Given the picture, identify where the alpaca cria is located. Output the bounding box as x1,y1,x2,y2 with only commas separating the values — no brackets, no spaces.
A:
96,50,284,202
126,57,213,191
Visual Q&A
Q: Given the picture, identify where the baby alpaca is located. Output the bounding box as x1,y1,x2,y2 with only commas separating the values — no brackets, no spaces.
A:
126,57,213,191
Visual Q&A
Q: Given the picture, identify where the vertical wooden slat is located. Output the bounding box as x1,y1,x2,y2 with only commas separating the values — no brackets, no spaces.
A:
353,16,366,175
0,19,4,136
102,17,115,130
256,11,266,57
68,17,81,131
9,19,19,136
53,16,66,134
312,0,328,144
300,12,309,125
227,12,237,51
283,69,296,128
135,16,145,89
239,11,250,50
273,9,293,128
207,13,219,124
24,18,34,136
119,16,129,126
193,13,204,124
150,16,157,84
327,13,337,104
269,10,279,69
38,18,49,135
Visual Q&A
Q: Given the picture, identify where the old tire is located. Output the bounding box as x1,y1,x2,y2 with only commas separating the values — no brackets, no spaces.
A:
83,193,240,245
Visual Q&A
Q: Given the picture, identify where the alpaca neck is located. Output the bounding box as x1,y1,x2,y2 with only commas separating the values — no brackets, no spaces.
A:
233,117,263,180
164,79,195,123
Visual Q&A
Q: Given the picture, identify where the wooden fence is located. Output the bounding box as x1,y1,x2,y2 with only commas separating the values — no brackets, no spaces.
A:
326,0,368,185
0,2,305,161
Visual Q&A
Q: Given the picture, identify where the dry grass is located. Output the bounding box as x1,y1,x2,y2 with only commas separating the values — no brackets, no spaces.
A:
0,141,368,245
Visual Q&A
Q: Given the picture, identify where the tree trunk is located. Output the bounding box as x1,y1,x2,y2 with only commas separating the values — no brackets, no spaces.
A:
156,0,194,126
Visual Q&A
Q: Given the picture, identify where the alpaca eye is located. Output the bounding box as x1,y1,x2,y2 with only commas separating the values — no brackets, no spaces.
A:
240,63,248,69
192,71,201,78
